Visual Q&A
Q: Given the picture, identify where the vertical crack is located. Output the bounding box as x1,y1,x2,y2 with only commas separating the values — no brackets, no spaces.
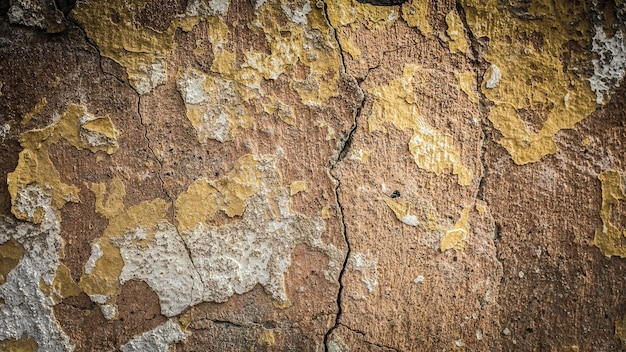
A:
320,1,366,349
455,1,491,203
68,18,202,308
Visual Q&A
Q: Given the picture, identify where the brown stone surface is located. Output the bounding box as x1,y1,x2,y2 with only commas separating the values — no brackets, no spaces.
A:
1,0,626,351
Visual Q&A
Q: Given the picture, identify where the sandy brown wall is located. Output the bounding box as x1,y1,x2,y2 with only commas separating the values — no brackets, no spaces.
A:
1,0,626,351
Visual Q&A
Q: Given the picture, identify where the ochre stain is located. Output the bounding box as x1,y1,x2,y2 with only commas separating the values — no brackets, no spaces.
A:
289,181,308,196
368,64,473,186
7,104,118,223
22,97,47,126
326,0,431,36
79,176,169,304
461,0,597,164
70,0,200,93
175,154,263,233
445,11,469,54
0,336,38,352
440,207,470,251
0,239,25,285
594,170,626,257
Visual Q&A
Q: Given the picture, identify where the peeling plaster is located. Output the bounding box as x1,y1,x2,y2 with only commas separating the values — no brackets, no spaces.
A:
349,252,378,293
0,188,74,351
80,154,342,317
120,319,187,352
462,0,598,164
368,64,473,186
590,25,626,104
594,170,626,257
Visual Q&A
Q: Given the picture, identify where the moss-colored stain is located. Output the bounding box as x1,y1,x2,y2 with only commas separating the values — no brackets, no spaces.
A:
594,170,626,257
7,104,118,223
0,336,38,352
616,317,626,349
461,0,597,164
369,64,473,186
0,238,25,285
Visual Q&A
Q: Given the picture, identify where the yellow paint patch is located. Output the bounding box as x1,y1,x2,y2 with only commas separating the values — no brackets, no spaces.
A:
44,263,82,303
0,238,25,285
593,171,626,257
0,336,38,352
7,104,118,222
258,329,275,346
321,206,333,219
289,181,308,196
369,64,473,186
263,97,296,126
71,0,200,94
401,0,432,36
445,11,469,54
350,148,371,163
455,71,479,104
22,97,47,125
385,198,410,220
326,0,399,30
80,177,169,302
440,207,470,251
175,154,263,233
461,0,597,164
339,33,361,59
616,318,626,350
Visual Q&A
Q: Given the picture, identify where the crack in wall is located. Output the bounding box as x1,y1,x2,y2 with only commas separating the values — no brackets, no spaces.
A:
320,1,363,349
67,18,203,312
339,323,401,352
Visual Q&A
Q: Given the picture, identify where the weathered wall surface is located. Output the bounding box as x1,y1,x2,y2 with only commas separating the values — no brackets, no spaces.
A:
1,0,626,351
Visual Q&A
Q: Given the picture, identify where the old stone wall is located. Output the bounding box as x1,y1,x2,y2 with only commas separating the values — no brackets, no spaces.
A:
1,0,626,351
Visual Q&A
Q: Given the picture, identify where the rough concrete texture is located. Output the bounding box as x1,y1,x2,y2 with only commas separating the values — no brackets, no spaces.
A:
0,0,626,351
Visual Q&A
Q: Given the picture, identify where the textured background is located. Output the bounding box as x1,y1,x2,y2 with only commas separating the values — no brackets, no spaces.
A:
1,0,626,351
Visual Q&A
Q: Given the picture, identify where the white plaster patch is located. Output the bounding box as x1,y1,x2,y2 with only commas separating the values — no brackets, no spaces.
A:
13,184,54,224
590,25,626,104
0,123,9,142
186,0,230,16
281,1,312,25
7,0,50,30
349,252,378,293
401,214,419,227
176,68,247,143
184,157,342,304
114,222,203,317
0,187,74,351
100,304,117,320
132,59,168,95
83,242,103,275
177,69,207,105
484,64,501,89
120,319,187,352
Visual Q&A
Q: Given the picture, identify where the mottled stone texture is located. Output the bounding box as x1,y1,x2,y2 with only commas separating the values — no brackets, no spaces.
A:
1,0,626,351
